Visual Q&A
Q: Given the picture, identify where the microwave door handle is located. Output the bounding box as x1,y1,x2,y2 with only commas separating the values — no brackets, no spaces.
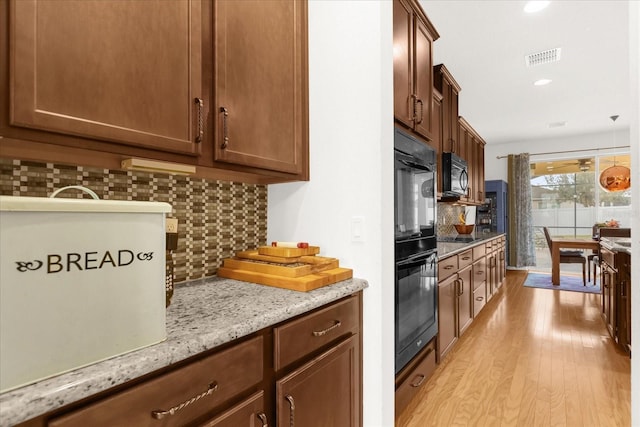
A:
460,169,469,190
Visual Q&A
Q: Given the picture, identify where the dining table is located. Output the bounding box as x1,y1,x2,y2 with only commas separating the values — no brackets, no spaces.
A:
550,237,600,285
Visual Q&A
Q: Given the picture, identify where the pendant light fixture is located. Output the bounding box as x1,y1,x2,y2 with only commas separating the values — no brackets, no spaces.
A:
599,115,631,192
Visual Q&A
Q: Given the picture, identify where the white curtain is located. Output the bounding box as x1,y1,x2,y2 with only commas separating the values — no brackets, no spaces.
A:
507,153,536,267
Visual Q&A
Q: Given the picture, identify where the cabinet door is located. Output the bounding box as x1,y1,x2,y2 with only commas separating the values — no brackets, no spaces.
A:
486,253,495,301
437,274,458,360
10,0,202,155
214,0,307,175
198,391,267,427
276,335,360,427
476,140,485,203
433,91,443,194
457,265,473,336
498,245,506,287
602,265,617,340
413,14,434,141
393,0,414,129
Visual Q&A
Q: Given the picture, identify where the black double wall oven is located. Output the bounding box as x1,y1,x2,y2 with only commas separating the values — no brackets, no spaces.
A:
394,128,437,374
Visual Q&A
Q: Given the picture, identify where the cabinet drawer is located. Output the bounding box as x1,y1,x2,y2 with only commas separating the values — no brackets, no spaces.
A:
274,295,359,371
473,283,487,317
395,339,436,416
473,244,486,260
458,249,473,269
473,258,486,287
198,390,266,427
438,256,459,280
49,336,264,427
601,248,616,269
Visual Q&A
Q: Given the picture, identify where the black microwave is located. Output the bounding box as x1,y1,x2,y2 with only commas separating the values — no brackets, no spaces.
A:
442,152,469,197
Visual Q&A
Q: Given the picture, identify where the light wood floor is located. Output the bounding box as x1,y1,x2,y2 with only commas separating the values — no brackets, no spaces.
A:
396,270,631,427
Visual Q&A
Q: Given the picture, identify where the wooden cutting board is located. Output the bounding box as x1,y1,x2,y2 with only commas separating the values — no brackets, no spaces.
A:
257,245,320,258
223,256,339,278
217,266,353,292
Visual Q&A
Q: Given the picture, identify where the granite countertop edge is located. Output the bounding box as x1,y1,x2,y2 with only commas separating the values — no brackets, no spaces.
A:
600,236,632,255
0,276,368,427
437,232,506,258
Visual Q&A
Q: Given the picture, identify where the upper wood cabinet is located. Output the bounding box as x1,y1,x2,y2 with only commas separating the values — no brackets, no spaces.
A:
213,0,308,175
393,0,439,143
457,116,485,205
1,0,309,184
432,90,443,194
8,0,202,156
433,64,461,154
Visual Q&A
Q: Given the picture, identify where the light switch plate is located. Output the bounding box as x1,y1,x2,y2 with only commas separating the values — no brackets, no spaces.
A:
351,216,365,242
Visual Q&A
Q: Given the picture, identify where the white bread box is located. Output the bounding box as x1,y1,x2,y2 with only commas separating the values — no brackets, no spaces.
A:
0,188,172,392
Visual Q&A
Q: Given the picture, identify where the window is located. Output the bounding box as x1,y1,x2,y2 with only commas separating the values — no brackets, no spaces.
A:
530,154,631,271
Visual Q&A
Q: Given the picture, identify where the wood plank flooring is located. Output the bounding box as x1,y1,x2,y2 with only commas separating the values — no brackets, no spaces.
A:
396,270,631,427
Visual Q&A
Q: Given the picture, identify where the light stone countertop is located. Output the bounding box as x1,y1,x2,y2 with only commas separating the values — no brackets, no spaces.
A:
0,276,368,427
600,236,632,255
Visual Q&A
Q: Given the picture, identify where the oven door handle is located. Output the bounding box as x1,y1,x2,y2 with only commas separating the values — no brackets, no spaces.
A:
397,251,437,268
396,152,433,172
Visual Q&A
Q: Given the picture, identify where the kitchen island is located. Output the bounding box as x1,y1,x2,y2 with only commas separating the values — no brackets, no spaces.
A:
0,276,367,426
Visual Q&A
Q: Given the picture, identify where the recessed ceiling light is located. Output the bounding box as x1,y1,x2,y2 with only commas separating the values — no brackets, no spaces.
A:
524,1,550,13
534,79,552,86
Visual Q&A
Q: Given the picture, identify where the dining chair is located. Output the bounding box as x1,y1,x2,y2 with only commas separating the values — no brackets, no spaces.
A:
542,226,587,286
589,227,631,283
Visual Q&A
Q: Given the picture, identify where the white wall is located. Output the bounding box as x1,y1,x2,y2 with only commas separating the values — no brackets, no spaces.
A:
267,2,395,426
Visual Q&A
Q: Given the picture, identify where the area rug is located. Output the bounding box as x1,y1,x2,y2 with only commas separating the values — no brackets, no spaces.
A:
523,272,601,294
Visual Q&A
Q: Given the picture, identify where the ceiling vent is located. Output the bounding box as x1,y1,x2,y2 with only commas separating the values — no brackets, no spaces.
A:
525,47,562,67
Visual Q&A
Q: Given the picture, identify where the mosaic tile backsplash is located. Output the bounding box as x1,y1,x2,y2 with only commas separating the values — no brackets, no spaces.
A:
0,159,268,283
437,203,466,235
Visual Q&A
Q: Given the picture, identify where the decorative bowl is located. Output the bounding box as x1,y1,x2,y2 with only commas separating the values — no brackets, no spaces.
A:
454,224,475,235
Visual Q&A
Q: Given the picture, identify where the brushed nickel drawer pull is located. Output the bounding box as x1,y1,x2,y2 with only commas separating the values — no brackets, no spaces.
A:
476,297,484,301
220,107,229,149
195,98,204,143
257,412,268,427
444,265,454,270
151,382,218,419
312,320,342,337
410,374,426,388
285,395,295,427
462,256,471,260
